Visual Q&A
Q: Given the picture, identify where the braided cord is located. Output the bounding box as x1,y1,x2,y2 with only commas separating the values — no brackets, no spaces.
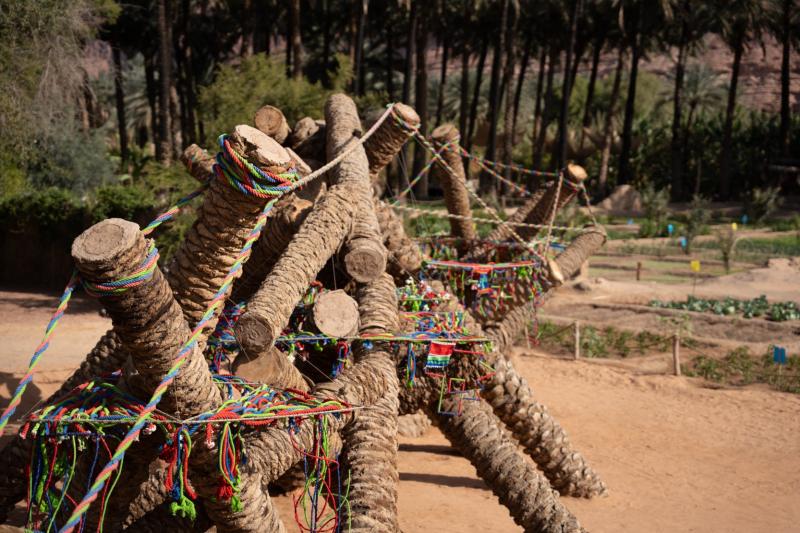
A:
0,271,79,434
60,198,277,532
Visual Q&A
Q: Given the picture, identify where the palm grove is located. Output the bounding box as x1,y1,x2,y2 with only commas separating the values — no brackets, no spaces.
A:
0,0,798,224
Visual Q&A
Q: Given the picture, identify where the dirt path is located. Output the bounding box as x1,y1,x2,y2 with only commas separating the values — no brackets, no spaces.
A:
1,291,799,532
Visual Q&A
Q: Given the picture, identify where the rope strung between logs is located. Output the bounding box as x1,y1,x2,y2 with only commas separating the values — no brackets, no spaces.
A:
389,203,576,231
57,103,410,532
391,140,454,204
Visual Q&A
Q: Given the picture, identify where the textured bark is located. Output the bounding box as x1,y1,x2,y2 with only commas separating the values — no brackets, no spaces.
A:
362,103,420,181
243,350,396,482
468,164,588,261
72,219,285,532
340,271,399,531
397,411,432,438
474,228,609,499
69,219,221,526
168,125,293,344
544,225,607,288
236,94,372,352
430,124,476,247
354,273,399,336
72,219,221,416
341,379,399,532
481,355,607,500
287,117,326,164
431,399,585,533
181,144,215,183
254,105,291,144
327,95,388,283
232,346,309,391
229,194,314,303
374,199,422,280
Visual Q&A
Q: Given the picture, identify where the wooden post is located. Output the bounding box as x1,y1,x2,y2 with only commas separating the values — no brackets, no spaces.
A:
573,321,580,360
636,261,642,281
672,332,681,376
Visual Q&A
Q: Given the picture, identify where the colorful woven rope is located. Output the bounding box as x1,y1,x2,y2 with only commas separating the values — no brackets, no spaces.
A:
0,272,79,435
214,134,299,199
59,197,279,533
0,183,207,438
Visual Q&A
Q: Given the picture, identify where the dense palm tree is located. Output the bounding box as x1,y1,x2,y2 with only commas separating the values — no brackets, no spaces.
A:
715,0,766,198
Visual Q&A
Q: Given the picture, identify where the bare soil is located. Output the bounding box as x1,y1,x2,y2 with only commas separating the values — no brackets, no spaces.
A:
1,278,799,532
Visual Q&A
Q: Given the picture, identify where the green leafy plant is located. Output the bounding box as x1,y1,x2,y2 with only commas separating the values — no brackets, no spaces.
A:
650,295,800,322
638,183,670,238
714,225,738,273
744,186,782,225
683,194,711,254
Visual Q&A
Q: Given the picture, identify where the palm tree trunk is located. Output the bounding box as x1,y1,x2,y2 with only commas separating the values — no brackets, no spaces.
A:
558,0,582,169
431,124,476,246
145,53,158,147
354,0,369,94
598,48,624,193
236,95,371,354
466,33,489,154
341,274,399,531
412,6,429,198
512,35,532,143
618,5,641,185
533,48,557,170
458,1,473,137
435,43,449,126
156,0,173,163
670,19,688,200
530,47,547,184
112,42,129,169
386,14,395,99
579,34,604,149
70,220,281,531
719,34,743,199
500,3,518,190
482,0,509,196
779,0,791,157
290,0,303,80
432,399,586,532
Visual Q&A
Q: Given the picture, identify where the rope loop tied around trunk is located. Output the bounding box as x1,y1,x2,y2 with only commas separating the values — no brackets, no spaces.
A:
214,134,300,199
82,241,160,297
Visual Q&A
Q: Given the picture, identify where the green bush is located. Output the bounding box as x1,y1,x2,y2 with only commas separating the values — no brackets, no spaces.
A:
638,183,670,237
91,184,155,223
0,187,86,232
198,54,352,146
683,194,711,254
744,186,782,225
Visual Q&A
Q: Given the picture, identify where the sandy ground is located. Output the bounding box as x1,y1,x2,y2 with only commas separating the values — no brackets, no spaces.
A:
1,286,799,532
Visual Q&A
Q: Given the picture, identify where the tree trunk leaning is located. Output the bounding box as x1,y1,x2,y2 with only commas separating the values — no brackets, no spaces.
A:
167,125,294,347
430,124,477,247
236,94,369,356
431,399,585,533
73,218,286,532
341,272,400,531
363,103,420,182
326,95,388,283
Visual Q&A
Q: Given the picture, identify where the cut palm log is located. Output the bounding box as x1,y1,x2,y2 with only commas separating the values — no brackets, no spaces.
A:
254,104,291,144
430,124,476,247
236,94,376,353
